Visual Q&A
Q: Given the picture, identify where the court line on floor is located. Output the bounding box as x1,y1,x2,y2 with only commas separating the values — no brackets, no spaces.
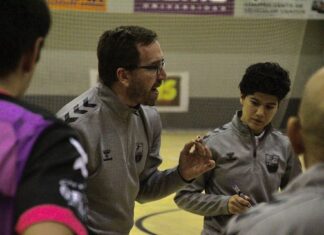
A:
135,208,180,235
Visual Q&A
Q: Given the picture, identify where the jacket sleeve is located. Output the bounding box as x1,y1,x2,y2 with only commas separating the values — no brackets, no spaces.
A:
14,123,88,235
174,172,231,216
136,107,187,203
280,144,302,189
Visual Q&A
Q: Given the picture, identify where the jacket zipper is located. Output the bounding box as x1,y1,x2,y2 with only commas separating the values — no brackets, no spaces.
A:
251,132,257,158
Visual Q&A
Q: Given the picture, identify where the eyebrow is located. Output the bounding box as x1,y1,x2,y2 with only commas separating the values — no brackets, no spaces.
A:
250,97,277,106
145,58,164,65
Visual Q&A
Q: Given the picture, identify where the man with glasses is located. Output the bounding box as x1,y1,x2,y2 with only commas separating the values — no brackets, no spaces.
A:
57,25,215,235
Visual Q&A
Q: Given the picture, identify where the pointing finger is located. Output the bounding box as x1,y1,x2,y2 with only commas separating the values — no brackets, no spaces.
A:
181,141,195,155
194,141,206,156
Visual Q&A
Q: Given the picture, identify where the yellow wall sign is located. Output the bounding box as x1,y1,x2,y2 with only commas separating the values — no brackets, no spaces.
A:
156,72,189,112
157,79,179,105
47,0,107,12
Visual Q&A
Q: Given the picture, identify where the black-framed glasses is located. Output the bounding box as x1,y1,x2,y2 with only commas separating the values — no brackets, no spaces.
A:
130,59,165,76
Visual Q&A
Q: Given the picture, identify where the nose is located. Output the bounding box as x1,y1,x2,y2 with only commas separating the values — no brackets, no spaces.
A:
157,67,167,81
256,106,265,117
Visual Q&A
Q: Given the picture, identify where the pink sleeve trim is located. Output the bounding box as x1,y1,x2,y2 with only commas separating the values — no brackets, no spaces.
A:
15,204,88,235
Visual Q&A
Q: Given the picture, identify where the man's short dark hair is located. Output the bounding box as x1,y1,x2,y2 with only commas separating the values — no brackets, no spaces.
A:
97,25,158,87
0,0,51,77
239,62,291,101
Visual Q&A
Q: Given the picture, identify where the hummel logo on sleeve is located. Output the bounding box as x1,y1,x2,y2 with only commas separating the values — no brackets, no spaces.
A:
73,104,87,114
63,97,97,124
64,113,78,123
83,97,96,107
219,125,227,131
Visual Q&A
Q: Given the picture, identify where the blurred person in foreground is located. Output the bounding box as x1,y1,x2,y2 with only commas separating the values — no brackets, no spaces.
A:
57,25,215,235
174,62,302,235
0,1,88,234
223,67,324,235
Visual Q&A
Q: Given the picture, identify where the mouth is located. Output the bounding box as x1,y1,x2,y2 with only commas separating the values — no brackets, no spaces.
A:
251,118,263,125
151,83,160,94
151,87,159,93
150,86,159,100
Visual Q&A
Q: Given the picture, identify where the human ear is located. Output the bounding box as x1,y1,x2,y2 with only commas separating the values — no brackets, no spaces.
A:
21,37,44,73
287,116,305,155
116,67,131,87
240,94,245,105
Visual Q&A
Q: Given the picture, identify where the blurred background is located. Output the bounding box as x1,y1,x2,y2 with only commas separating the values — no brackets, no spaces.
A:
26,0,324,131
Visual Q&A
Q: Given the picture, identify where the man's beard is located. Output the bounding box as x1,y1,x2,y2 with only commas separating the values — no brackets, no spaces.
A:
127,83,157,106
143,95,156,106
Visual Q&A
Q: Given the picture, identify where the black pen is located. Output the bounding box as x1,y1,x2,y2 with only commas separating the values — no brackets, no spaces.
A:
233,185,255,206
233,184,247,198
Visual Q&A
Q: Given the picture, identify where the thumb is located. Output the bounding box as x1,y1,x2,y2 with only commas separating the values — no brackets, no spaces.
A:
207,160,216,169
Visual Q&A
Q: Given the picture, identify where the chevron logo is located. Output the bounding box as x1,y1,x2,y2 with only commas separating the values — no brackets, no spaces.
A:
73,104,87,114
64,113,78,123
83,98,96,107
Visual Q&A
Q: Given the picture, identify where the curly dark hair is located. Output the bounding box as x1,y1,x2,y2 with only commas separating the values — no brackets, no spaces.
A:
97,25,158,87
239,62,291,101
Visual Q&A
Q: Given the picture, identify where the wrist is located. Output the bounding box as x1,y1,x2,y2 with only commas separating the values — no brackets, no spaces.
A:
177,166,194,183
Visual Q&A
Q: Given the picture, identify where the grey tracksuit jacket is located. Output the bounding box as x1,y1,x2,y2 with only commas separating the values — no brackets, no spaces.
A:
174,111,302,235
57,84,187,235
224,163,324,235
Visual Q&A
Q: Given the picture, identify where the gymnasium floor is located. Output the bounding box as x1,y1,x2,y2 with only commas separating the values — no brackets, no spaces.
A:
130,130,206,235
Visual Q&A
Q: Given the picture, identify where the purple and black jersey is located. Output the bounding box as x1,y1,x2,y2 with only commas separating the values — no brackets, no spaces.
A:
0,94,88,235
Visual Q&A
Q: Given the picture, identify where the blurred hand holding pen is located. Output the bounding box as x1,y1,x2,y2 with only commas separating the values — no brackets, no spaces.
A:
232,184,256,206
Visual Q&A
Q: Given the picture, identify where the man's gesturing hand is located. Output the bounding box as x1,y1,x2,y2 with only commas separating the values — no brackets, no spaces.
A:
178,139,215,182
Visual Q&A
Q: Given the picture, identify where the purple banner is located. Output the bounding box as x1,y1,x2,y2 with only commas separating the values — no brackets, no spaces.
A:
134,0,234,15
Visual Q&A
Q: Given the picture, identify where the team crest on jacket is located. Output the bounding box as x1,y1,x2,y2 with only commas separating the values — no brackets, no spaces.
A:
265,154,279,173
135,143,143,162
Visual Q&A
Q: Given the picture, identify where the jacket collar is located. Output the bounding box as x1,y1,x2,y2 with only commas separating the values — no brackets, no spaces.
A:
97,83,140,121
231,110,272,140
